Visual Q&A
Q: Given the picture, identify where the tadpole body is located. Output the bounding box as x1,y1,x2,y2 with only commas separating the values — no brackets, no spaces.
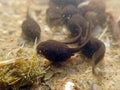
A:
78,0,106,28
80,37,105,74
21,7,41,41
78,0,105,16
50,0,84,7
37,40,75,62
46,6,63,26
106,13,120,40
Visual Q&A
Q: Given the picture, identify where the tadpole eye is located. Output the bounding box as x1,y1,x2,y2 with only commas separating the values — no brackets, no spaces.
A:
37,49,42,54
39,50,42,53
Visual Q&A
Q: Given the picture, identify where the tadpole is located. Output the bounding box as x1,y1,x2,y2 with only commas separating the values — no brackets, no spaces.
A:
61,4,78,23
36,31,90,63
46,6,63,26
21,6,41,41
80,37,106,74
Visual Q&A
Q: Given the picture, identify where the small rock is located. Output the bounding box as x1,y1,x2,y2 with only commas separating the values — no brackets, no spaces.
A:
78,80,86,89
65,81,75,90
91,84,98,90
78,0,90,8
88,80,94,85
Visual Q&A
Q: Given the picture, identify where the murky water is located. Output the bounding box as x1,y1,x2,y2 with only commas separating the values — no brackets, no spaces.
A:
0,0,120,90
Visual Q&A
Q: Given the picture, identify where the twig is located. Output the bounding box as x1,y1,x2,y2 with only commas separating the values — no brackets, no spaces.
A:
98,26,108,39
0,59,16,67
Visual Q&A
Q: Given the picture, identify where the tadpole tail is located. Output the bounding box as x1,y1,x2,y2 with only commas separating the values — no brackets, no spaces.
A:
63,25,82,44
70,23,92,53
92,39,106,74
26,0,31,18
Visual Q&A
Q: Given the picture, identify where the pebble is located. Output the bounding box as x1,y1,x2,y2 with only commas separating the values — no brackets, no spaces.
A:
65,81,75,90
91,83,98,90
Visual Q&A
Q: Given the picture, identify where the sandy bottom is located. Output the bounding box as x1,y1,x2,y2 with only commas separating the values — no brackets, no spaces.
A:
0,0,120,90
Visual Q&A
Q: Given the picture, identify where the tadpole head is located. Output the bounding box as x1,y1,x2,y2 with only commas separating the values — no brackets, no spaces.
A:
61,5,78,24
36,41,47,56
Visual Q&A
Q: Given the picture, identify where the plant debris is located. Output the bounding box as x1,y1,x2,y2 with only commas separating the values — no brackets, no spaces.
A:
0,0,120,90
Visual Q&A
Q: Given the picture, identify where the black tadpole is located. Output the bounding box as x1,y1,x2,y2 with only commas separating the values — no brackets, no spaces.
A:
21,5,41,41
